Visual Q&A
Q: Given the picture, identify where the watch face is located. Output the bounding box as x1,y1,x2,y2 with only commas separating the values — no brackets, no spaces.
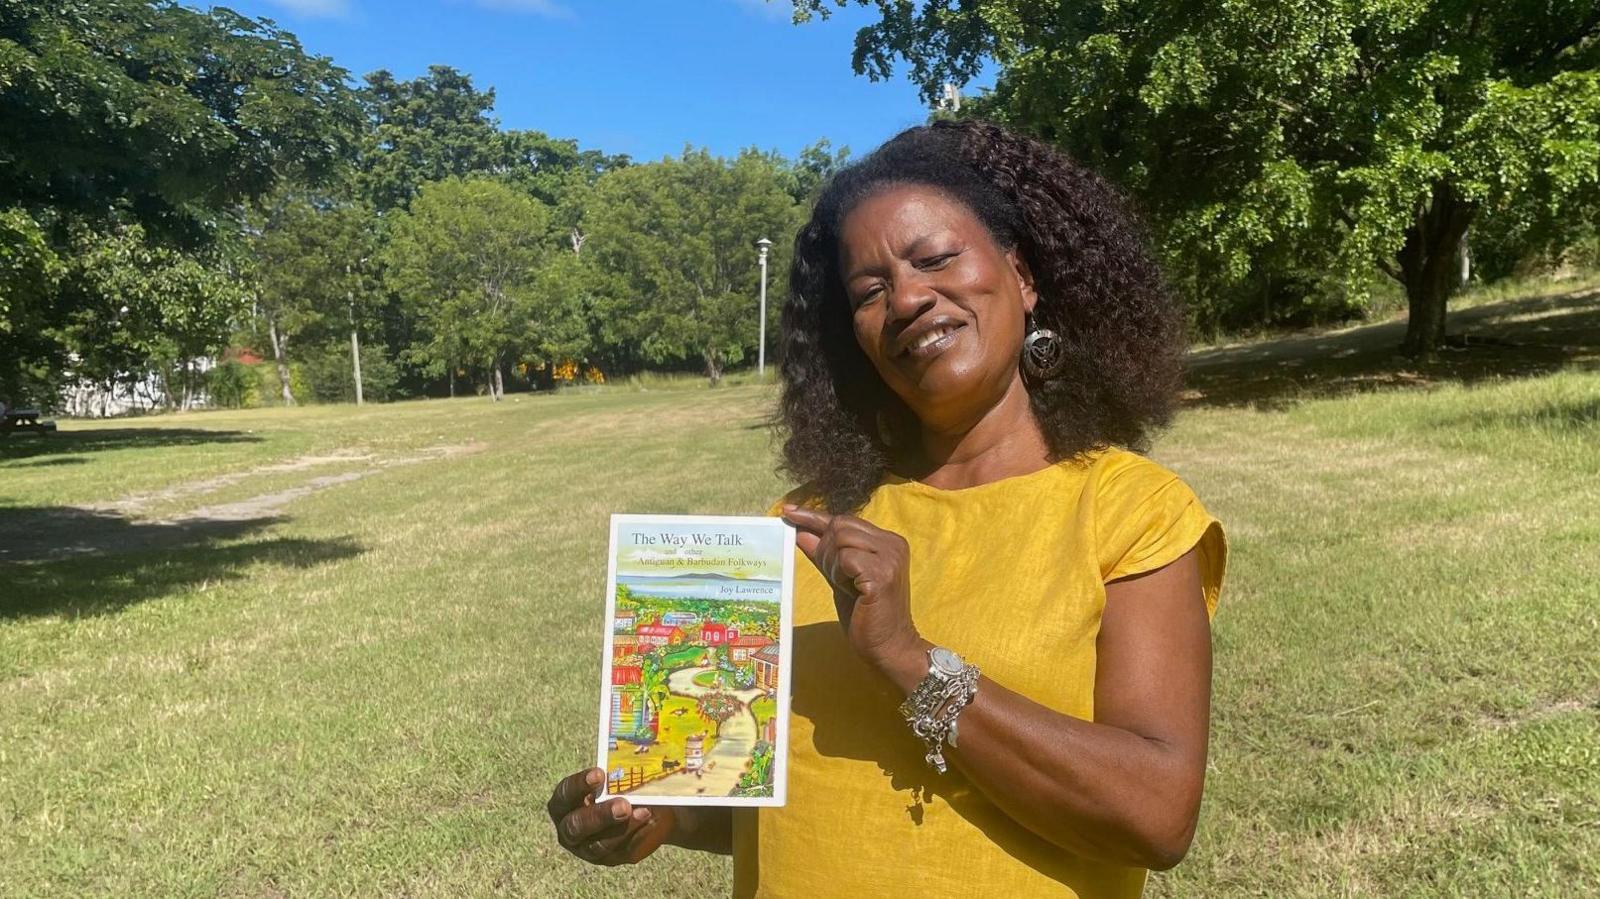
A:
930,647,963,676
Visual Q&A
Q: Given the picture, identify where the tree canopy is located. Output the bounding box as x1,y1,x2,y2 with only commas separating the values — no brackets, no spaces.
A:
796,0,1600,353
0,0,358,403
583,148,802,382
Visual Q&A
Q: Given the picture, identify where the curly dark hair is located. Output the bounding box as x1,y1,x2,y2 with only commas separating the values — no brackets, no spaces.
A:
777,119,1186,513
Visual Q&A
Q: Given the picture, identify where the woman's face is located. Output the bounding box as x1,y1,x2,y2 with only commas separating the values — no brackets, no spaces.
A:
837,184,1037,430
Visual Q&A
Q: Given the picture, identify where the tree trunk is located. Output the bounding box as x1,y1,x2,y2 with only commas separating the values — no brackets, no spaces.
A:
703,348,723,386
1397,181,1477,357
1457,228,1471,290
350,327,364,406
491,357,504,401
180,359,193,412
449,365,456,398
267,316,296,406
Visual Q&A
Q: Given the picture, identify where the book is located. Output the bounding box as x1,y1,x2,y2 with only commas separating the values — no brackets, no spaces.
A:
595,513,796,806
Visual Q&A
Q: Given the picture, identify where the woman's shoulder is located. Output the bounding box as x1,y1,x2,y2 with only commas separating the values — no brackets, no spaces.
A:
1080,444,1185,489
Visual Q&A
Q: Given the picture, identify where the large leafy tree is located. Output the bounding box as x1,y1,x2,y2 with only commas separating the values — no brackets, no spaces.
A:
382,177,554,400
0,0,358,404
59,224,245,411
356,65,507,213
796,0,1600,356
583,148,801,383
245,194,384,405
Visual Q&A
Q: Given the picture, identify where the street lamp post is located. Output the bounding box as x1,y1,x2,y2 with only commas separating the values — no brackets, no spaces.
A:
756,237,772,378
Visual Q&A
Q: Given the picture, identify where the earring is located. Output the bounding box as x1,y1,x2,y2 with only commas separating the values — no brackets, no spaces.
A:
1022,314,1065,380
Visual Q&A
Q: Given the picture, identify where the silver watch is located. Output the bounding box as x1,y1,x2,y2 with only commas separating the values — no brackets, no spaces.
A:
897,646,980,773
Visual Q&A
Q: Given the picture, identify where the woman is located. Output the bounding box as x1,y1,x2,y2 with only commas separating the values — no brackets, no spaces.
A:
548,119,1227,898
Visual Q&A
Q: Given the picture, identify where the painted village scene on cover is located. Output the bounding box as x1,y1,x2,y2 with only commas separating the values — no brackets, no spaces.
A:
598,515,794,805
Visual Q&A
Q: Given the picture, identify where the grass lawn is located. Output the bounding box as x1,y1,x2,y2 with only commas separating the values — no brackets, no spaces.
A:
693,670,732,690
2,282,1597,896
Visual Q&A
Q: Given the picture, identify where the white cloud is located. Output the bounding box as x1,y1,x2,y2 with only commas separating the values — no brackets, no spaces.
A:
261,0,353,17
471,0,576,18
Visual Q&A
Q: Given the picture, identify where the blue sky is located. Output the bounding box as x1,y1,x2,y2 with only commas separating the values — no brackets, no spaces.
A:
207,0,990,163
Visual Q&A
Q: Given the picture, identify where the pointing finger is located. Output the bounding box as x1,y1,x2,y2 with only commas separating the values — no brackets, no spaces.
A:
794,527,822,564
780,504,832,534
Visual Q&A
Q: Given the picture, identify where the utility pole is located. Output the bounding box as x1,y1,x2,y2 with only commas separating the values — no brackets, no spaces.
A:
756,237,772,378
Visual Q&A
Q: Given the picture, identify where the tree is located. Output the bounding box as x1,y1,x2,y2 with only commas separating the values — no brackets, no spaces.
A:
583,148,802,383
0,0,358,405
524,252,603,371
639,649,671,739
356,66,507,213
785,139,852,204
796,0,1600,355
245,194,384,405
382,178,553,400
58,224,244,411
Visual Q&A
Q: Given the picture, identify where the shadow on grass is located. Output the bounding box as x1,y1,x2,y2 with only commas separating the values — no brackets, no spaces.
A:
0,508,363,619
1184,286,1600,410
4,456,88,467
0,505,287,562
0,427,261,463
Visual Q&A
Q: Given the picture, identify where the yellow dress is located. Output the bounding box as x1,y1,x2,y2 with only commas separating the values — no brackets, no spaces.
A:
732,447,1227,898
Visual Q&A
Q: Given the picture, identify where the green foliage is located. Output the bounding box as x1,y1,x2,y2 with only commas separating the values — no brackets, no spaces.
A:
205,361,261,409
0,2,836,409
0,0,359,406
382,177,554,399
357,66,509,213
784,139,851,204
301,341,400,404
735,740,775,793
796,0,1600,351
58,224,245,409
0,0,358,235
243,193,384,404
584,148,802,382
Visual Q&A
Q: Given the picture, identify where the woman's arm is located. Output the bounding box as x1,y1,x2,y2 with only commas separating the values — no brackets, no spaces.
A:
782,505,1212,870
877,550,1211,869
663,806,734,854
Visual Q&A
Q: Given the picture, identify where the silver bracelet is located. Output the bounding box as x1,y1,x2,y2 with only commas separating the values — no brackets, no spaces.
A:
897,647,980,773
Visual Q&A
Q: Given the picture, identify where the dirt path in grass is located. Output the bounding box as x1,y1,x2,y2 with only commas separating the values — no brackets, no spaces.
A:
87,451,376,515
0,443,482,562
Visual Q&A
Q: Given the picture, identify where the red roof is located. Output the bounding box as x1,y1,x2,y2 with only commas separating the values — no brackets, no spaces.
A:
222,346,265,365
730,635,771,648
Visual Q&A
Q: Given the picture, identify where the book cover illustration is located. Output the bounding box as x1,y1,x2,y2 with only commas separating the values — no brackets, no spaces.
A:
596,514,796,806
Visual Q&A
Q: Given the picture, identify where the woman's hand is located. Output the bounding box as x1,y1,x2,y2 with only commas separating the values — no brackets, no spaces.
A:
781,504,922,673
546,768,674,866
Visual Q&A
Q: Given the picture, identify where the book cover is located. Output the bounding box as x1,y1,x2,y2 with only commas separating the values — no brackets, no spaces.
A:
595,514,796,806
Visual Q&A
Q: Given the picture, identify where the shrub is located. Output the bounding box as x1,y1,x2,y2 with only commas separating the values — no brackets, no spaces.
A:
301,341,399,403
206,361,260,409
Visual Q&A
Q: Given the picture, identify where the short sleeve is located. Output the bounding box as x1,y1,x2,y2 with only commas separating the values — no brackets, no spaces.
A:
1094,453,1228,619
